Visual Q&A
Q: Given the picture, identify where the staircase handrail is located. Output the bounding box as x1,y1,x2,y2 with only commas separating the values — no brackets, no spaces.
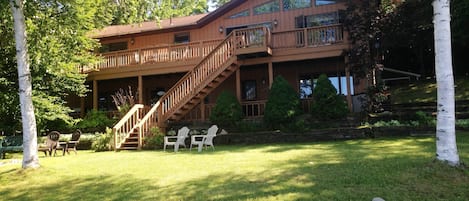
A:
113,104,144,150
157,26,271,123
135,101,160,148
157,30,237,121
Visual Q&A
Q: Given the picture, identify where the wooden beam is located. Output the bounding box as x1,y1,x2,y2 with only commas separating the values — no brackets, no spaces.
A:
93,80,98,110
268,62,273,88
138,75,143,104
236,68,241,102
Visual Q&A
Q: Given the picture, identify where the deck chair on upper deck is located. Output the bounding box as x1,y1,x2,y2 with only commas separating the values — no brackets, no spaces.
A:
38,131,60,157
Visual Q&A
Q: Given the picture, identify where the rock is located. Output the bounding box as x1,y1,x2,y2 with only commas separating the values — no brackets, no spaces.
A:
372,197,385,201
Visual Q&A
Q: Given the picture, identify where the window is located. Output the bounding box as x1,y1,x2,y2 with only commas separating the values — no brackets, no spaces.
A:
174,32,190,44
242,80,257,100
228,10,250,19
253,0,280,15
299,74,354,98
299,76,315,99
315,0,337,6
305,12,339,27
99,42,127,53
283,0,311,11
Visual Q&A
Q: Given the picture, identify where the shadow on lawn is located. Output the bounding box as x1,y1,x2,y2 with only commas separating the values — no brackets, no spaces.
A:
1,135,468,201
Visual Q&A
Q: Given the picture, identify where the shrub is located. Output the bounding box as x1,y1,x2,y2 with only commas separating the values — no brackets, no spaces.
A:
456,119,469,129
210,91,243,127
143,127,165,150
414,111,435,127
91,127,113,152
77,110,115,133
264,76,301,129
311,74,349,120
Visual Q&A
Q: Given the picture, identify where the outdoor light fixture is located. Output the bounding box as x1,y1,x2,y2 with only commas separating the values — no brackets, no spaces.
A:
273,19,278,27
219,26,224,33
130,38,135,45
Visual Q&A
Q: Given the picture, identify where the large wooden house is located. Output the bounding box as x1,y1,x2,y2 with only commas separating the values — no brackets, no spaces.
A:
74,0,367,149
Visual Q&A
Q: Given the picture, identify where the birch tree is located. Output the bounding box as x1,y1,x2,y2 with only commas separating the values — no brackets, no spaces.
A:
433,0,460,166
10,0,39,169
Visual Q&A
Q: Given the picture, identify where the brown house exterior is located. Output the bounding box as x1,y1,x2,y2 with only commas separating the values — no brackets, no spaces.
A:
74,0,368,149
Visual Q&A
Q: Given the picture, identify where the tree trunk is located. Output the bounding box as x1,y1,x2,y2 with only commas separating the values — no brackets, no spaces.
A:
433,0,459,166
10,0,40,168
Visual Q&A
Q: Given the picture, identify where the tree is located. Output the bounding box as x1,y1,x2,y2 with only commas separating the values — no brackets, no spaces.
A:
432,0,459,166
311,74,349,120
264,76,301,129
210,91,243,127
9,0,39,169
107,0,209,25
211,0,231,9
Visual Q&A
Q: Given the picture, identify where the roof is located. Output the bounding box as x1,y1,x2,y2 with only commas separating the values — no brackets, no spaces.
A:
92,0,246,39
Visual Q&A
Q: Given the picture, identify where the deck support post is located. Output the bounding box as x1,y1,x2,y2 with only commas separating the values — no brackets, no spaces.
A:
236,68,241,102
268,62,273,88
138,75,143,104
93,80,98,110
80,96,85,118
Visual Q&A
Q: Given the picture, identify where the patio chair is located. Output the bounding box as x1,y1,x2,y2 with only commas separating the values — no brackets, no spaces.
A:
190,125,218,152
58,129,81,156
164,126,190,152
38,131,61,157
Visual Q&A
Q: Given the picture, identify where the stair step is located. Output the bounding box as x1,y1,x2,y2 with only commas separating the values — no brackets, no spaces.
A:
119,147,138,150
123,141,139,145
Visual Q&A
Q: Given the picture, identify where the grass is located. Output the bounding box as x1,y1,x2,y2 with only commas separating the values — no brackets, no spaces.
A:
390,78,469,104
1,133,469,201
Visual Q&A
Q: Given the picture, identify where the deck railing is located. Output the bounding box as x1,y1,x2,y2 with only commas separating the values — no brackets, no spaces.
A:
135,101,160,147
156,26,270,124
81,25,341,72
271,24,343,49
81,39,222,73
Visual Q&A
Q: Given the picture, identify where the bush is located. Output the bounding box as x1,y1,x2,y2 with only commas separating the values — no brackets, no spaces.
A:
264,76,301,129
143,127,165,150
91,127,113,152
210,91,243,127
414,111,435,127
311,74,349,120
77,110,115,133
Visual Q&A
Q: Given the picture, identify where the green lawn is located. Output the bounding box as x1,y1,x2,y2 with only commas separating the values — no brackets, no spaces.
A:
1,133,469,201
390,78,469,104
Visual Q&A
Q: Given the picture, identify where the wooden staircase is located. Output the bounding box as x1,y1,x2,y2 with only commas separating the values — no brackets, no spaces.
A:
113,26,272,150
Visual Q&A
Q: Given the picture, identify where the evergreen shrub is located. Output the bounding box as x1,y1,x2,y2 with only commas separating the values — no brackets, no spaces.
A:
311,74,349,120
77,110,115,133
91,127,113,152
210,91,243,127
264,76,301,129
143,127,165,149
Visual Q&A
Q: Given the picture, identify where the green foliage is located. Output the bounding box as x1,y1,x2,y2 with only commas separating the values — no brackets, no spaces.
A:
91,127,113,152
212,0,231,8
0,0,110,134
143,127,165,150
264,76,301,129
106,0,208,25
77,110,115,133
456,119,469,129
311,74,349,120
365,82,389,113
235,120,267,133
414,111,435,127
210,91,243,127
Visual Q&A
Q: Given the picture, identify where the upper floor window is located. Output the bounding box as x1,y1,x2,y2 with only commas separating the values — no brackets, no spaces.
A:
229,10,250,19
283,0,311,11
253,0,280,15
174,32,190,44
305,12,340,27
315,0,337,6
99,41,127,53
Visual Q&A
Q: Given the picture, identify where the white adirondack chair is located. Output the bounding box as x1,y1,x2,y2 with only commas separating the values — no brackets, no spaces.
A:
190,125,218,152
164,126,190,152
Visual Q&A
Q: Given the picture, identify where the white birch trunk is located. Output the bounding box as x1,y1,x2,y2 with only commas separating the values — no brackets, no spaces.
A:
10,0,40,168
432,0,460,166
